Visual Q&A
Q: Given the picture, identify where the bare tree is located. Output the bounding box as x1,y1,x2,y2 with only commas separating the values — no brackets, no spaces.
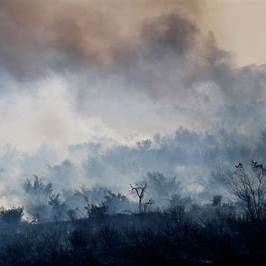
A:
130,183,147,214
227,161,266,221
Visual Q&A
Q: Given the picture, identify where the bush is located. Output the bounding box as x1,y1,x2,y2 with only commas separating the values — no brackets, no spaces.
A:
85,203,107,219
0,207,24,225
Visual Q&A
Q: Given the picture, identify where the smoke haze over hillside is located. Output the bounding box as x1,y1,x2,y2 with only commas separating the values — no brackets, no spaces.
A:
1,0,266,205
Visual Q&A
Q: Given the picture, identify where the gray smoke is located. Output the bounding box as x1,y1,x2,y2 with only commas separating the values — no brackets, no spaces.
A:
0,1,266,208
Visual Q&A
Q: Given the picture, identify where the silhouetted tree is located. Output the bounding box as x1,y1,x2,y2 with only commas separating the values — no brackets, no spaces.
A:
84,193,107,218
103,191,130,214
49,193,67,221
23,175,54,222
78,186,110,205
169,194,192,210
227,162,266,221
212,195,222,207
144,172,181,207
84,202,107,219
130,183,147,213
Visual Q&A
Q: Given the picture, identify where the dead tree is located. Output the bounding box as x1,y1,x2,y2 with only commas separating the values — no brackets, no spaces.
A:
130,183,147,214
228,162,266,221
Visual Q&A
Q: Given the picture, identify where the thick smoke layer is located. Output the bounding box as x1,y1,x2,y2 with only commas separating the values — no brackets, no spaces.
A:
0,0,266,206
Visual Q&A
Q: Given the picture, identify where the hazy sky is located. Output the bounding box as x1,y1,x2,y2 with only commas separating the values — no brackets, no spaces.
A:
202,0,266,66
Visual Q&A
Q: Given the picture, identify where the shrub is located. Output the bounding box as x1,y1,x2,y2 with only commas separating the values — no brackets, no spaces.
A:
0,207,24,225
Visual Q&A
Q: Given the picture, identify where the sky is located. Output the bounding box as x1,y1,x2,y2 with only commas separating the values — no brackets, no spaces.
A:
202,0,266,66
1,0,266,205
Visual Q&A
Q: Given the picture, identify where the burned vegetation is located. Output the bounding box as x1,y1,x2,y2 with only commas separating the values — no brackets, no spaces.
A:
0,164,265,265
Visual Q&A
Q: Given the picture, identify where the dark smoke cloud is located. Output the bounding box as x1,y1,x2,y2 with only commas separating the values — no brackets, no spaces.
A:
3,0,256,108
0,0,202,79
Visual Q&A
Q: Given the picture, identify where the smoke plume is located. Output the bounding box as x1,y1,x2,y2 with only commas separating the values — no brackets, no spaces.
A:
0,0,266,206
